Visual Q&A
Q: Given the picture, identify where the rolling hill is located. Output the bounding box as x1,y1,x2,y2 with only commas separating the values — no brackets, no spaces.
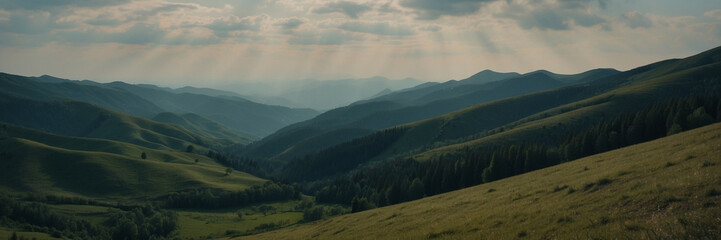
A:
241,68,617,161
0,93,229,151
152,112,256,145
235,121,721,240
0,123,266,199
0,72,164,118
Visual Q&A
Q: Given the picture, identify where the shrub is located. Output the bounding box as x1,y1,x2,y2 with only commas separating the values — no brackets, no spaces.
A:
303,206,325,222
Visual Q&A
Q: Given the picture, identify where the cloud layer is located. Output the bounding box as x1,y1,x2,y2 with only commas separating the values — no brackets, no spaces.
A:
0,0,720,85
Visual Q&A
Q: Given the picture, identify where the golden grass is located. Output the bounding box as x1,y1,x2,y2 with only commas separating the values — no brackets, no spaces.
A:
235,122,721,239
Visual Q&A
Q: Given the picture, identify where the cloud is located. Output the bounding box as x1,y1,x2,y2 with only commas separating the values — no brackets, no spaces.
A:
48,23,219,45
399,0,494,20
288,29,362,45
275,17,305,30
378,1,401,13
84,3,197,27
57,23,166,44
0,10,70,34
557,0,604,10
337,22,415,36
106,23,166,44
419,25,442,32
312,1,372,19
206,15,267,36
0,0,130,10
498,1,607,31
135,3,197,20
84,15,124,26
704,9,721,20
621,11,653,29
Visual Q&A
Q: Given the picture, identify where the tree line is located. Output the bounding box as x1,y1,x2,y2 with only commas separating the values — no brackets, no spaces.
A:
280,127,407,182
313,93,721,208
0,194,177,240
207,150,268,178
163,181,300,209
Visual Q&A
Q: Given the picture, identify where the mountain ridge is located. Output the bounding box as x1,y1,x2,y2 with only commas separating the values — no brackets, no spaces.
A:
241,68,617,160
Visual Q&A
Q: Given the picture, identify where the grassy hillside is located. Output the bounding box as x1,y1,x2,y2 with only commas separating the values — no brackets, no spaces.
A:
152,112,257,144
0,125,265,199
0,72,164,118
0,93,234,151
235,122,721,240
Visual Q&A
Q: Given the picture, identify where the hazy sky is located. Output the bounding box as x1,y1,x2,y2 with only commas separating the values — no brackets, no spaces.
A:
0,0,720,87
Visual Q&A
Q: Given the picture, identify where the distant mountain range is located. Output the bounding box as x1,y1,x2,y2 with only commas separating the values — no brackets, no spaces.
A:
240,68,619,161
0,73,320,138
222,76,422,110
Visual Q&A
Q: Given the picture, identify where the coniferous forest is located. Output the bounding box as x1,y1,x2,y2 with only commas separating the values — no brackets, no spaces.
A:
312,93,721,207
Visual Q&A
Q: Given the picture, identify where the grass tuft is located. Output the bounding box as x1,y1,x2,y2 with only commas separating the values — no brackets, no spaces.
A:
583,182,596,191
427,230,456,239
597,178,612,186
552,185,569,193
706,189,720,197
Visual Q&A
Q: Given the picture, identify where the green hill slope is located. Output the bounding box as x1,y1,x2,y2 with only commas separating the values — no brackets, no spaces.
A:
0,93,231,151
152,112,256,144
0,124,265,199
0,139,264,199
236,122,721,240
0,72,163,118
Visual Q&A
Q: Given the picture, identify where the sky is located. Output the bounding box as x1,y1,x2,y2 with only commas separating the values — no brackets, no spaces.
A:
0,0,720,87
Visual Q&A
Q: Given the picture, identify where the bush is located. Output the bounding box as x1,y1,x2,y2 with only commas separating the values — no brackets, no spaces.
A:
303,206,325,222
351,197,376,213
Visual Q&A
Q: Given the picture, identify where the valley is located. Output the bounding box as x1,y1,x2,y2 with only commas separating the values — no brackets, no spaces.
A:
1,46,720,239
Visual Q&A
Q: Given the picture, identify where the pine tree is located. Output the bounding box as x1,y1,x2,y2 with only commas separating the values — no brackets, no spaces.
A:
408,178,425,200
